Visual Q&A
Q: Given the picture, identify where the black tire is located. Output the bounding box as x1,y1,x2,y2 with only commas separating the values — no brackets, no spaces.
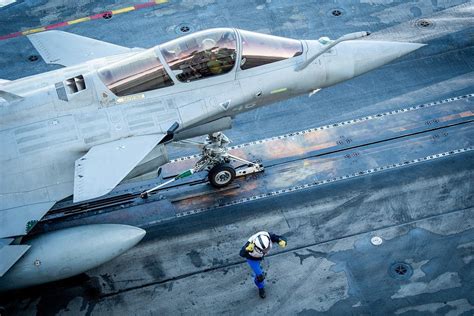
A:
208,163,236,188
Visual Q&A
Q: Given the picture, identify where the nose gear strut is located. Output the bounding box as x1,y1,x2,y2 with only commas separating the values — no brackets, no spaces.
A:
140,132,264,198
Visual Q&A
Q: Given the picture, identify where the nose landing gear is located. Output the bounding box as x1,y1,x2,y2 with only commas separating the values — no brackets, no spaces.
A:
141,132,263,198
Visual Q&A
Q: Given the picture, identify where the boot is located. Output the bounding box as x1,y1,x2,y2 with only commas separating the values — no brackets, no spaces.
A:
258,288,266,299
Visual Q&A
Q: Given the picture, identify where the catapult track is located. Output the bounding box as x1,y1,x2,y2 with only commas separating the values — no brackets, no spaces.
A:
37,94,474,231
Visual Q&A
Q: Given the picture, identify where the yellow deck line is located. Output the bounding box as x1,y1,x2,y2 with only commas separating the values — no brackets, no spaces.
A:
22,27,46,35
112,6,135,14
67,17,91,25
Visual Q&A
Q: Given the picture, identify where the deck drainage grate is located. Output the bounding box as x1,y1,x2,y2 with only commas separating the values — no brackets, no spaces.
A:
28,55,39,62
331,9,342,16
176,24,194,34
389,262,413,280
416,19,434,28
102,12,113,20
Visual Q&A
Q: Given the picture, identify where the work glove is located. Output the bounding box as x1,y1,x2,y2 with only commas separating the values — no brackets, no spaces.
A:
245,242,255,252
278,237,287,248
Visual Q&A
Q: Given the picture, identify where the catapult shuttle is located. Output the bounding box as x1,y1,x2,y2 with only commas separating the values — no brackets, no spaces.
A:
0,28,424,290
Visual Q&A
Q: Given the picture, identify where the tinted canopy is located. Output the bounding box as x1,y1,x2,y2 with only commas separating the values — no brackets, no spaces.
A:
239,30,303,70
98,49,173,96
160,28,237,82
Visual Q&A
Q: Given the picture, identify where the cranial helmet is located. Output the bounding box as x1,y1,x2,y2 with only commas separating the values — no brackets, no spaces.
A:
202,38,216,50
254,233,271,253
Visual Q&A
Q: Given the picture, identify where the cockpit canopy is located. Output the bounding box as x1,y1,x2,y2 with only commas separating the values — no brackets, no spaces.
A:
98,28,303,96
98,49,174,97
161,28,237,82
239,30,303,70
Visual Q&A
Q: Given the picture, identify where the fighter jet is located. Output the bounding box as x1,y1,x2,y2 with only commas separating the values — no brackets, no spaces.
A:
0,28,424,291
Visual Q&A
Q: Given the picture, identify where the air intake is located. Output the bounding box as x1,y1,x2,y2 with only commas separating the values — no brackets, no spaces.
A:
65,75,86,94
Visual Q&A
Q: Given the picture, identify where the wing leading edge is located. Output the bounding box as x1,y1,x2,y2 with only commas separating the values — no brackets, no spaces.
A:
27,30,140,67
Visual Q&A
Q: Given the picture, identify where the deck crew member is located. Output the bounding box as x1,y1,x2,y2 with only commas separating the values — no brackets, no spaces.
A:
239,231,287,298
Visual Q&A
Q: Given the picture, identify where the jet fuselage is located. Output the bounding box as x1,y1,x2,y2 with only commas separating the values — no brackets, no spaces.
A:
0,29,423,210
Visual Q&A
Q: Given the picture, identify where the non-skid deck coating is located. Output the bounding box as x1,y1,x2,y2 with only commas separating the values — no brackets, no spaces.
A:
4,151,473,315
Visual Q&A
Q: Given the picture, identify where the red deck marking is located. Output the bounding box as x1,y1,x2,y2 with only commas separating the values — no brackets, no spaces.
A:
90,13,103,20
0,32,21,40
134,2,156,9
0,1,167,41
90,11,114,20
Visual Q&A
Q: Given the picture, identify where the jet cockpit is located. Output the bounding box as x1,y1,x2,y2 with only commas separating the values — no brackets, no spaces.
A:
98,28,303,96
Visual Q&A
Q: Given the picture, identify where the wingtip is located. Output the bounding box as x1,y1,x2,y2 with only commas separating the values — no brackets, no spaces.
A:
408,42,427,52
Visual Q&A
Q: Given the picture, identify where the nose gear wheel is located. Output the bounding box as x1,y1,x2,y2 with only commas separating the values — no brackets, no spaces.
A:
208,163,236,187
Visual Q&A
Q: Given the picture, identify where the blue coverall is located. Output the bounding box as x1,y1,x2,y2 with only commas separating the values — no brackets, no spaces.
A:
246,258,265,289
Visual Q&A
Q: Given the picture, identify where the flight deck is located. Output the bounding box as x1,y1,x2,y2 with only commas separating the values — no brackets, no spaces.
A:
17,93,473,314
37,94,473,230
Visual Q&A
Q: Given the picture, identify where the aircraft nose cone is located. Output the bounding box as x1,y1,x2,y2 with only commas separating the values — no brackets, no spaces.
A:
353,41,425,75
319,40,425,87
